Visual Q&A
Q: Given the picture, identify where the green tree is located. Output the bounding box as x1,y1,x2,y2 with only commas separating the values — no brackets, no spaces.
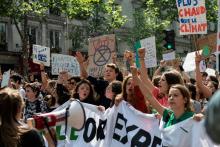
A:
0,0,100,76
68,0,127,51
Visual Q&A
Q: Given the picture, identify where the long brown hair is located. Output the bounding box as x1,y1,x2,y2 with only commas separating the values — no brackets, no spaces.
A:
0,87,25,147
122,75,132,101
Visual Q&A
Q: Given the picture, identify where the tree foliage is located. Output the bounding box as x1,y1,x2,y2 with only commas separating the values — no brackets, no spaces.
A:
68,0,127,50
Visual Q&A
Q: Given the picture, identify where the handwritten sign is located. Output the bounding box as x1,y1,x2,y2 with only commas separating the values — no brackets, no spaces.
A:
1,70,10,88
88,34,115,77
32,45,50,66
141,36,157,68
176,0,207,35
51,54,80,76
163,51,176,61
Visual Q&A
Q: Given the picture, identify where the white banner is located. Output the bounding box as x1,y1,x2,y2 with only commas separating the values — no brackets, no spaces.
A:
51,54,80,76
53,101,218,147
33,45,50,66
176,0,207,35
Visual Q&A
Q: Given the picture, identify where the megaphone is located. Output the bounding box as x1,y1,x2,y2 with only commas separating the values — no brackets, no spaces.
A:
27,99,86,131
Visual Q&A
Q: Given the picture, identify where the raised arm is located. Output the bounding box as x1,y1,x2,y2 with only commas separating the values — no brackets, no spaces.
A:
75,51,88,78
131,66,165,115
40,63,49,88
138,48,155,92
195,51,212,98
153,60,166,78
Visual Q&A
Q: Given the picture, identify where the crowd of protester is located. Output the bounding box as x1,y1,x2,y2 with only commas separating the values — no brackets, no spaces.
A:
0,48,220,147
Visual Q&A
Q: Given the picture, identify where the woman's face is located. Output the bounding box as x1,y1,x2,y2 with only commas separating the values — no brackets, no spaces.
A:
168,87,186,111
126,78,134,96
25,87,37,99
207,81,216,93
158,75,169,94
105,84,114,100
77,83,90,101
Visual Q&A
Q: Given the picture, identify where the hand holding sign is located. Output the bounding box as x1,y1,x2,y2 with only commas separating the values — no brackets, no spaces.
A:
195,51,203,65
138,48,146,59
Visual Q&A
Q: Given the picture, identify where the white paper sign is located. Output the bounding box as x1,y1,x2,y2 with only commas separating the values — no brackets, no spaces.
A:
51,54,80,76
33,45,50,66
1,70,10,88
140,36,157,68
183,50,206,72
162,51,176,61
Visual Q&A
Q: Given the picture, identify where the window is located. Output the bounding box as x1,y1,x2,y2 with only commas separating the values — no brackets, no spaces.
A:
28,27,37,44
0,22,7,51
49,30,61,52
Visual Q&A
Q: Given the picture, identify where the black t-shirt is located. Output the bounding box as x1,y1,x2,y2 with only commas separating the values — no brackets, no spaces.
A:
19,129,45,147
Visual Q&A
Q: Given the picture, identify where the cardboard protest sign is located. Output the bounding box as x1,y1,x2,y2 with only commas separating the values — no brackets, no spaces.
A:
176,0,207,35
1,69,10,88
88,34,116,77
51,54,80,76
134,36,157,68
196,33,217,57
32,45,50,66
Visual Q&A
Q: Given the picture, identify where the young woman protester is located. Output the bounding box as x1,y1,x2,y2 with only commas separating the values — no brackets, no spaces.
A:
137,48,184,107
24,82,48,121
0,87,55,147
131,66,195,146
73,79,98,105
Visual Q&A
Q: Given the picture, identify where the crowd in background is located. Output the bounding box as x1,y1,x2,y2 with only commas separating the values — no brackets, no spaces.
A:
0,48,220,147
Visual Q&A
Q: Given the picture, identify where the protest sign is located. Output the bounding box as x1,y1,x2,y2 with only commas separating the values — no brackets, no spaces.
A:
162,51,176,61
1,69,10,88
32,45,50,66
196,33,217,56
134,36,157,68
51,54,80,76
176,0,207,35
88,34,116,77
183,51,206,72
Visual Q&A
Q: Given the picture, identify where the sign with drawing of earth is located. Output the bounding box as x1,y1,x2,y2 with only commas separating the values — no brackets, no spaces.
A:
88,34,116,77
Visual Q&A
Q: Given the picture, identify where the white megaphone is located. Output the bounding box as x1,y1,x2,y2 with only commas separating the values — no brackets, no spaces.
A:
27,99,85,131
